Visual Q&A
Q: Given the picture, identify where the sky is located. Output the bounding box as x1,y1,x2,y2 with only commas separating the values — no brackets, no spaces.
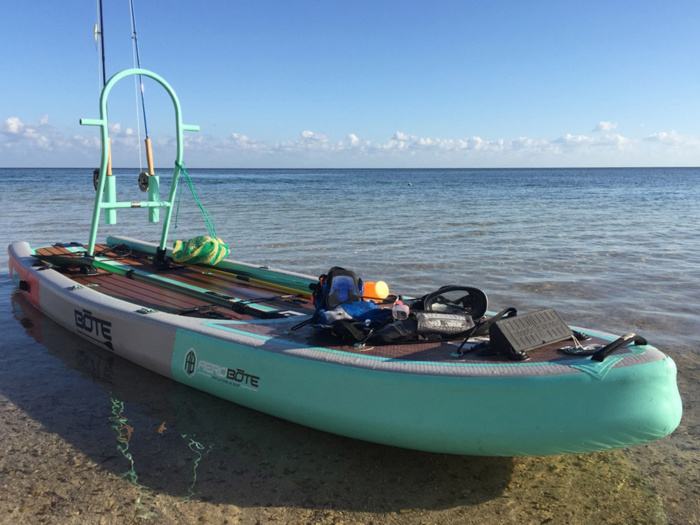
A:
2,1,700,169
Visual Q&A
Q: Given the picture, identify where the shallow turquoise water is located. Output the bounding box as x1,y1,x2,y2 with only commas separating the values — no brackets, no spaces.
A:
0,167,698,514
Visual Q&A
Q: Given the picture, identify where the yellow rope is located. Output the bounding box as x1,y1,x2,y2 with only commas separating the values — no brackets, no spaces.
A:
172,236,230,265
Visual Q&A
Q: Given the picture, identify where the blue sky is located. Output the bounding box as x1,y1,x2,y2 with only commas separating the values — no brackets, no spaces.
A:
2,1,700,168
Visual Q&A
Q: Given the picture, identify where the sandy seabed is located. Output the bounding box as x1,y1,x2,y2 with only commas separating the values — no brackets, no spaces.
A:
0,295,698,525
0,353,697,525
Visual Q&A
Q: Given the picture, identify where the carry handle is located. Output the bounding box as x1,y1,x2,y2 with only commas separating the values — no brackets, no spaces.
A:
590,333,647,362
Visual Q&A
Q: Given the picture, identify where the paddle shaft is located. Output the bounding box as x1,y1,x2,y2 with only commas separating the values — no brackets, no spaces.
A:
37,254,290,319
95,260,291,318
196,264,312,297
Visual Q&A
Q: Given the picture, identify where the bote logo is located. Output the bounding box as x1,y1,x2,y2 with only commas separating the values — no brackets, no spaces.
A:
184,348,197,376
74,308,113,351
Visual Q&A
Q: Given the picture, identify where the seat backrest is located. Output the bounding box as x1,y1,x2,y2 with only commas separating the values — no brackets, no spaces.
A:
324,267,363,310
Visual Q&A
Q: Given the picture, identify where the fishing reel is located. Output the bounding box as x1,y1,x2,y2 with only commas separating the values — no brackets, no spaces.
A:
138,171,149,192
93,169,150,192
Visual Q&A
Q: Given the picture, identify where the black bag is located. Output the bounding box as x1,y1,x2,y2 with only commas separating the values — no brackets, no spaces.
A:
371,286,488,344
411,285,488,319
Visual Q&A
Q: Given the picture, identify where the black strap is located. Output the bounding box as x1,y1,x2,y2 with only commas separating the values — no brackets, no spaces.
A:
450,325,479,357
95,243,132,257
332,320,367,342
451,307,517,358
289,316,315,332
472,307,517,337
356,315,397,346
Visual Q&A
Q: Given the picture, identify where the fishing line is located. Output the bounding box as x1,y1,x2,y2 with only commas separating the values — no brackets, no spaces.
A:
129,0,149,173
129,0,149,138
129,1,143,173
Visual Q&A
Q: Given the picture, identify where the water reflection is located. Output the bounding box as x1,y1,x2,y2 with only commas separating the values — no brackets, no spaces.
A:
6,292,513,511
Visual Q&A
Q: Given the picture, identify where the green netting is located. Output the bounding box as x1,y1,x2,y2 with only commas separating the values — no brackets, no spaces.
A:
172,161,230,265
174,161,218,238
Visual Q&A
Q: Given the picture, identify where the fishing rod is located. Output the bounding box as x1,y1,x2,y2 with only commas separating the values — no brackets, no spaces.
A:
94,0,112,186
97,0,107,87
129,0,156,189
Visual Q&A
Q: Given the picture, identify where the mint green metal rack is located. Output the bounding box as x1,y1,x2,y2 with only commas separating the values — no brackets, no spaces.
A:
81,68,199,257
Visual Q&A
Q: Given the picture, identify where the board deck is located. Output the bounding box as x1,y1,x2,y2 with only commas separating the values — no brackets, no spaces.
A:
33,244,636,366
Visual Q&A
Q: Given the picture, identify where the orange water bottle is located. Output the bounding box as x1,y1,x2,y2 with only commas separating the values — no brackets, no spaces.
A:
363,281,390,301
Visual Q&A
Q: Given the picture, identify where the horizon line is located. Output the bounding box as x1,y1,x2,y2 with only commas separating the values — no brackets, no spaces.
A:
1,166,698,171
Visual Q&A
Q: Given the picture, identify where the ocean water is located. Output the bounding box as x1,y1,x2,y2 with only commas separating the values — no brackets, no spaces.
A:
4,167,699,348
1,167,699,522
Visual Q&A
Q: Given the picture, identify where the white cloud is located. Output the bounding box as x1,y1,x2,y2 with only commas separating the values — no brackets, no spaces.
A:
552,133,630,150
4,117,25,134
107,128,700,167
221,132,266,151
1,116,98,158
555,133,593,145
644,131,680,143
272,131,334,155
641,130,700,152
593,121,618,132
299,130,329,145
603,134,630,146
392,131,413,141
4,114,700,167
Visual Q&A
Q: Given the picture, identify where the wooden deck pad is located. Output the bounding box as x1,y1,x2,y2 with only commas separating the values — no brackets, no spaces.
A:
34,244,622,364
